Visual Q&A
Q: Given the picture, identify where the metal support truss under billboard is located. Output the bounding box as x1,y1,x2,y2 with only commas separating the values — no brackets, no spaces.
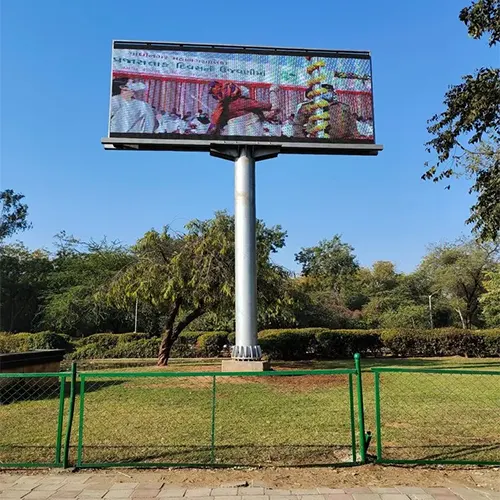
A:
102,41,383,363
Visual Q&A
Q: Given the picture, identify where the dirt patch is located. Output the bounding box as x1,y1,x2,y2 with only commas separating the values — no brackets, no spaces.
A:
3,465,499,491
121,373,348,392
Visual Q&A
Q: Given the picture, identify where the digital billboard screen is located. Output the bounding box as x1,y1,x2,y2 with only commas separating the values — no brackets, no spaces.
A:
105,41,380,155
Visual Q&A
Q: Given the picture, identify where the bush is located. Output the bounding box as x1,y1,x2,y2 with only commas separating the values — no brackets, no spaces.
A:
381,328,500,357
258,328,328,360
0,332,73,354
0,333,30,353
71,338,161,359
316,330,382,358
111,338,161,358
196,332,229,357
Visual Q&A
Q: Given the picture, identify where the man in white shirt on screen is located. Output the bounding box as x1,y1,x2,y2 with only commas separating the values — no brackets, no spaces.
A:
110,78,155,133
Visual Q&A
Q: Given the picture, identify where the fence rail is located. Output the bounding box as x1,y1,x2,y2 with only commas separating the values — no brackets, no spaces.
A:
372,367,500,466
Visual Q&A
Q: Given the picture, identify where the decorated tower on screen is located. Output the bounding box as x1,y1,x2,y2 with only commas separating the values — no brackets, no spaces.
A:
305,57,330,139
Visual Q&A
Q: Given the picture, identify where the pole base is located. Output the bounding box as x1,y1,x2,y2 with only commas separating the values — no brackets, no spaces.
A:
231,345,262,361
221,359,271,372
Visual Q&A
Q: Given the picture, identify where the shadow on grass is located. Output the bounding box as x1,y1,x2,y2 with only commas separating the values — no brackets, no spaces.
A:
0,379,124,405
80,443,354,466
382,442,500,463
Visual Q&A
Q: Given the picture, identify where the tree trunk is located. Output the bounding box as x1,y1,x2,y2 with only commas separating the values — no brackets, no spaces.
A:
157,329,176,366
156,304,205,366
455,308,466,329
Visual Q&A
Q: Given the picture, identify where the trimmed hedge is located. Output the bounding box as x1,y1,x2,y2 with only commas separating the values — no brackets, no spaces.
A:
381,328,500,358
2,328,499,360
258,328,329,360
196,332,229,357
316,329,382,358
0,332,73,354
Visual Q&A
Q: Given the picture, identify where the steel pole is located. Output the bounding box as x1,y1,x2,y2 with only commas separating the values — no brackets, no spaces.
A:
428,294,433,330
233,146,261,360
134,297,138,334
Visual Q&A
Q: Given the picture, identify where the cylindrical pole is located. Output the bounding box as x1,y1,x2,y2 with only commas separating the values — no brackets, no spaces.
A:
428,294,433,330
233,146,261,361
134,297,138,334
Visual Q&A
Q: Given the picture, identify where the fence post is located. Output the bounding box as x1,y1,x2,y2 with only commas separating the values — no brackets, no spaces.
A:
210,375,217,464
63,362,77,468
55,375,66,465
348,373,357,463
374,371,382,461
354,353,368,463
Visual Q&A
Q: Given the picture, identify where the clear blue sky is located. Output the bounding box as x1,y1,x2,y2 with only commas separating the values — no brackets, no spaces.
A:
1,0,496,273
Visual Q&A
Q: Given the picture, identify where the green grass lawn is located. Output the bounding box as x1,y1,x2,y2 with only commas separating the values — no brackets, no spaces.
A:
1,357,499,467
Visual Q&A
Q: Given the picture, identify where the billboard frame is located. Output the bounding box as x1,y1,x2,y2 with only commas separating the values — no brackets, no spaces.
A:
103,41,383,156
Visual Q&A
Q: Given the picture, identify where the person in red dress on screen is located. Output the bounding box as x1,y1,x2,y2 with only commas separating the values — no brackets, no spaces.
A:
207,81,278,137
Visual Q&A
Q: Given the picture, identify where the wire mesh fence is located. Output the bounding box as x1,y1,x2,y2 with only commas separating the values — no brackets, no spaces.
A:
0,372,70,467
372,368,500,465
76,369,360,467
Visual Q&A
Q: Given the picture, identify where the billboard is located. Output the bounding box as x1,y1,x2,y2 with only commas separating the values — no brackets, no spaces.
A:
104,41,382,155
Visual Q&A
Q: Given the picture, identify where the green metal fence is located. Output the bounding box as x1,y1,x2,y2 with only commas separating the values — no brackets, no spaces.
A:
3,359,499,469
75,366,364,468
0,370,74,468
372,367,500,466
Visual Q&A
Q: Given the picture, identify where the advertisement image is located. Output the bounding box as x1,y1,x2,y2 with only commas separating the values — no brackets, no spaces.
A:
109,43,375,146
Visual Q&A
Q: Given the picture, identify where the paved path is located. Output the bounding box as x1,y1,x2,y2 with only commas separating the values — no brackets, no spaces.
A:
0,476,498,500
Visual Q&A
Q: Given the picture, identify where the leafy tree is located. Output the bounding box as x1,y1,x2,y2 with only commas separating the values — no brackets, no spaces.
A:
295,235,359,292
43,234,134,335
419,239,499,328
106,212,292,365
0,189,32,241
0,244,52,332
480,264,500,326
423,0,500,240
379,304,429,329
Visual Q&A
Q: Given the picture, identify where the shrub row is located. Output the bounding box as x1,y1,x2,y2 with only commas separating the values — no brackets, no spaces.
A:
0,332,73,354
1,328,499,360
69,331,230,360
258,328,382,360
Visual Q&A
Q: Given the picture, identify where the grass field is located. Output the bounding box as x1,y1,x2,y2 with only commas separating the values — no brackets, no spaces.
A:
1,357,499,467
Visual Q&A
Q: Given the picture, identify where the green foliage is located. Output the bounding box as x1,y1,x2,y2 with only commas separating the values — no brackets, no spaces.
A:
196,332,229,357
0,332,72,354
419,239,499,328
381,328,500,357
295,235,359,291
423,1,500,240
111,339,161,358
106,211,291,365
0,189,32,241
315,330,382,358
459,0,500,46
379,304,430,329
258,328,327,360
71,338,161,359
43,235,135,335
480,265,500,326
0,244,52,332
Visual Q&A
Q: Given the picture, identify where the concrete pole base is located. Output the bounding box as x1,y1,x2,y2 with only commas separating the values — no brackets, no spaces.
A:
221,359,271,372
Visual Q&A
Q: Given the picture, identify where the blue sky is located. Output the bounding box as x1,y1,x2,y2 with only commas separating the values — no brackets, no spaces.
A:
1,0,496,273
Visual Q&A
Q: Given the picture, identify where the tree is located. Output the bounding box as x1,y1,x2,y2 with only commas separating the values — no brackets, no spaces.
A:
0,189,32,241
295,235,359,291
43,234,134,335
419,239,499,328
0,243,52,332
480,265,500,326
106,212,292,365
423,1,500,240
